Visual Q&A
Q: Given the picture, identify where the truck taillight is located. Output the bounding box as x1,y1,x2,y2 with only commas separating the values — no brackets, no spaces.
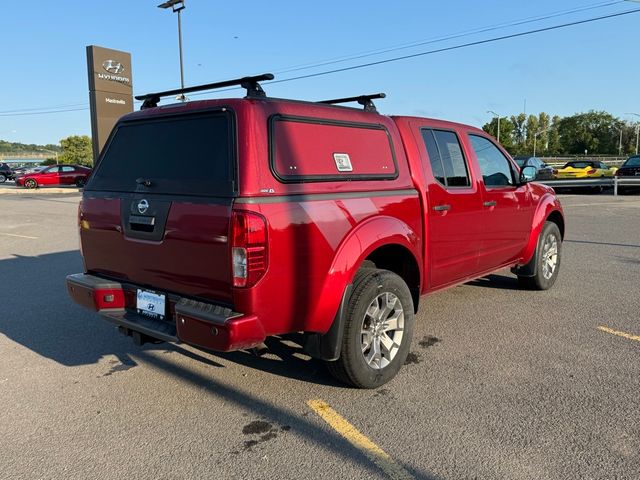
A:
231,211,268,288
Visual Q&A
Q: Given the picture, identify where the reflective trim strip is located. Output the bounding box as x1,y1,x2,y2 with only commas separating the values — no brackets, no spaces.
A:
234,189,418,204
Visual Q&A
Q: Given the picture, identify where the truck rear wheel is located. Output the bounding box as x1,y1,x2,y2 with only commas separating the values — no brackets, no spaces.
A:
517,221,562,290
326,269,415,388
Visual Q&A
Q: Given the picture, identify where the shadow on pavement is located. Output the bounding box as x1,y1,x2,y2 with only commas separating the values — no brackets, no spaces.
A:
0,250,337,385
0,250,438,478
466,274,521,290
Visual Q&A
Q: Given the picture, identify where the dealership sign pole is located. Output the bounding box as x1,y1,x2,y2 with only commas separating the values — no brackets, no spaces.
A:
86,46,133,164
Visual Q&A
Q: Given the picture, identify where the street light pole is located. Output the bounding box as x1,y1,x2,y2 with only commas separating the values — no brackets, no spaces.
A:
487,110,501,144
625,113,640,155
159,0,187,100
618,128,623,156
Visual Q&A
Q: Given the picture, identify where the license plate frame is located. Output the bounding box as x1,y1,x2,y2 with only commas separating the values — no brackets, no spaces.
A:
136,289,166,320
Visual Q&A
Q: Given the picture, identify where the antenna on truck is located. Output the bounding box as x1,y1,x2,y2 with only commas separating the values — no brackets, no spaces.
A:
318,93,386,113
135,73,275,109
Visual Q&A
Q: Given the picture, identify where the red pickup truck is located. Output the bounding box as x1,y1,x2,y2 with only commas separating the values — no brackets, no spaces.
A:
67,74,564,388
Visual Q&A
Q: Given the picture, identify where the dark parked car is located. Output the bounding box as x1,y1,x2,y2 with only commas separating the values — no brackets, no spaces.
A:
513,156,555,180
15,164,92,188
0,162,13,182
615,155,640,193
616,155,640,176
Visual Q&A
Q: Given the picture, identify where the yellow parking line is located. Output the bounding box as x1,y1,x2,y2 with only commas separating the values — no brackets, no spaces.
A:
597,326,640,343
307,399,415,480
0,232,38,239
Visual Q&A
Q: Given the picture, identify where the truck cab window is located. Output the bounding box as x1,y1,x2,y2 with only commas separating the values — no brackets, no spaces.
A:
469,135,515,187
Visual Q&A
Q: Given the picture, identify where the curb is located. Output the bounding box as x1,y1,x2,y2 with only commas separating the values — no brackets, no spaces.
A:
0,186,82,195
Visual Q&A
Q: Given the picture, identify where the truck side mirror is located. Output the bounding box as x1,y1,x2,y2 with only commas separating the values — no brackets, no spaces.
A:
519,166,537,184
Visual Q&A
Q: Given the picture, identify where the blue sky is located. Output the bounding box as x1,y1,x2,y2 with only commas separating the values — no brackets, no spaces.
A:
2,0,639,145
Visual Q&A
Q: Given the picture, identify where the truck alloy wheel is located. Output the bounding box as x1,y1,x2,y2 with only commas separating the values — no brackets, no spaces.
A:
518,221,562,290
0,174,6,183
360,292,405,369
327,269,415,388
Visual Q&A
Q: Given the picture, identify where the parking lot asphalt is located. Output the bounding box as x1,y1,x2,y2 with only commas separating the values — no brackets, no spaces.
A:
1,192,639,480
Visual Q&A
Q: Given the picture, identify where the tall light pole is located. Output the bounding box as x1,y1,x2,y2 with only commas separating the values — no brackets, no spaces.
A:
159,0,186,101
626,113,640,154
487,110,501,144
617,127,623,156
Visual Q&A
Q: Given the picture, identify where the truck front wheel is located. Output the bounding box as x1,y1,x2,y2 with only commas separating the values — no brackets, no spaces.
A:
326,269,415,388
517,221,562,290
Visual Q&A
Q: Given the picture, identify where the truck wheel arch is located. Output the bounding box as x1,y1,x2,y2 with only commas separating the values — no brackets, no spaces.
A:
519,194,565,268
303,216,422,361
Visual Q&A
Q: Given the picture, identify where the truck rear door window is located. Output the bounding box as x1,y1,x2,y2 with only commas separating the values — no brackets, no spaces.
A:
86,111,235,197
270,116,397,182
421,129,470,187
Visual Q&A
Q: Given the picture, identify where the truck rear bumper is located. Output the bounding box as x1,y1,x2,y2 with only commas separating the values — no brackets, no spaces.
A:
66,273,266,352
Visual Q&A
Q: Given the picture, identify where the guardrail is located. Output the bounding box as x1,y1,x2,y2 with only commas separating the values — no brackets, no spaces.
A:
613,176,640,195
537,176,640,195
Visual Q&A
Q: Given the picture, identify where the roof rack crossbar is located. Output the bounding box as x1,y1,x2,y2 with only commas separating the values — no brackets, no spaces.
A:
135,73,274,109
318,93,386,113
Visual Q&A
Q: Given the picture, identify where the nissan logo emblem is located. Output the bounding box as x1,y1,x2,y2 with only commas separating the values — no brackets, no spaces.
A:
137,199,149,214
102,60,125,75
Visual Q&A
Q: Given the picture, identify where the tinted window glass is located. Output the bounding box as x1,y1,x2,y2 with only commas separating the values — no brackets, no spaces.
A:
514,158,526,167
433,130,470,187
624,156,640,167
61,166,75,172
564,161,591,169
420,129,445,185
469,135,514,187
87,112,234,197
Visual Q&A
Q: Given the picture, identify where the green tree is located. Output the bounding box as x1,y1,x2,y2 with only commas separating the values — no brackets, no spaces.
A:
621,122,639,155
547,116,562,155
58,135,93,166
510,113,527,145
557,111,619,155
482,117,515,150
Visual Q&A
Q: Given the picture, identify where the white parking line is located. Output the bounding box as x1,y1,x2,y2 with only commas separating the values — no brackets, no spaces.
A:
0,232,39,239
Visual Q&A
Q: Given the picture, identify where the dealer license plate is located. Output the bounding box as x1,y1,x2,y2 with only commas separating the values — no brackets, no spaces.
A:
136,289,166,320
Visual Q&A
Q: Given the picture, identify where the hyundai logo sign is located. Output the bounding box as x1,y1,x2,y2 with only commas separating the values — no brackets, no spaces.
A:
137,199,149,214
102,60,125,75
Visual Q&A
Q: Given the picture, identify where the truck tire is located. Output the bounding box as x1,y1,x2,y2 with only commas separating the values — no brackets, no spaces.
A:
0,174,6,183
326,269,415,388
517,221,562,290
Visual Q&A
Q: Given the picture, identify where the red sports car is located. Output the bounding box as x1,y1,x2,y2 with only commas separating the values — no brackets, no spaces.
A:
15,164,92,188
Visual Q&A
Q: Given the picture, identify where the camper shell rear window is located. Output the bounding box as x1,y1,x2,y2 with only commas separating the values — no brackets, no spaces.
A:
269,115,398,183
86,110,236,197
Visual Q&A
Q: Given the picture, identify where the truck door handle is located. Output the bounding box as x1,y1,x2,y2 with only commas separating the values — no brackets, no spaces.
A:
483,201,497,207
433,204,451,212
